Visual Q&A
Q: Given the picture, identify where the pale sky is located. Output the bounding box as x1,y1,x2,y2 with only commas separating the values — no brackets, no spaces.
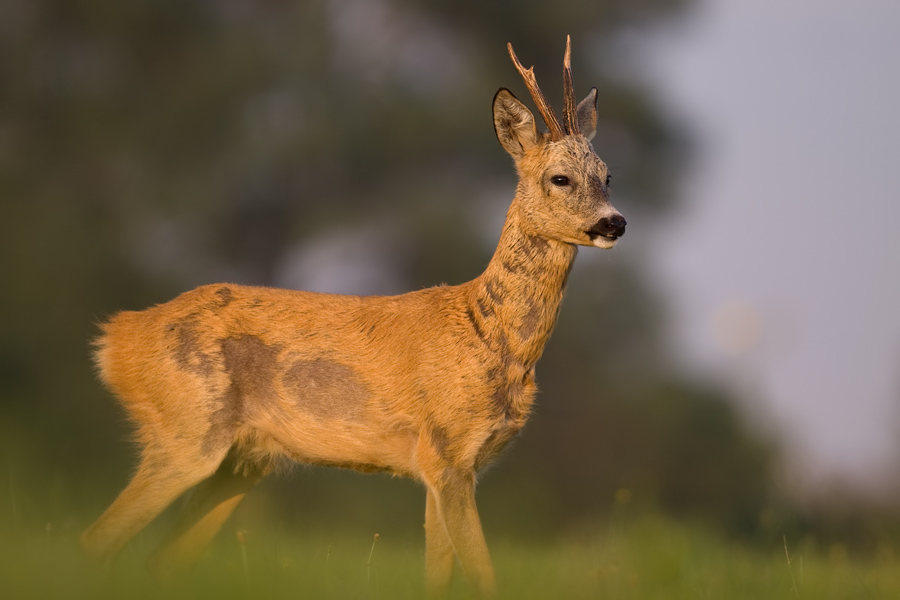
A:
636,0,900,494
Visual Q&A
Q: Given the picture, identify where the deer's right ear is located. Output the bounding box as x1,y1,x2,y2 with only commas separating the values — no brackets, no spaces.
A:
493,88,539,160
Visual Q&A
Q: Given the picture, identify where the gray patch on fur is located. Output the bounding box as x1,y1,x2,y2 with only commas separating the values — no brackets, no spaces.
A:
171,319,215,377
476,297,494,318
213,286,234,308
525,234,549,252
483,279,505,305
501,258,525,275
202,335,279,455
519,299,542,340
282,358,369,420
465,306,490,345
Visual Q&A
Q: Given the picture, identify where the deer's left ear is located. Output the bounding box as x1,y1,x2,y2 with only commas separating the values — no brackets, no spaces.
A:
576,88,598,141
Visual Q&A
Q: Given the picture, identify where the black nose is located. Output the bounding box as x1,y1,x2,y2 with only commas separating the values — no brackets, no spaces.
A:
591,214,627,239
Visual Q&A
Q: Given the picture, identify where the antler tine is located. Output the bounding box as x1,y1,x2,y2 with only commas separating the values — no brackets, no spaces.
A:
562,35,578,135
507,42,565,141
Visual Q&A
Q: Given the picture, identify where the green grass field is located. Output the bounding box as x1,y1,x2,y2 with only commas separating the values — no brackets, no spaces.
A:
3,506,898,600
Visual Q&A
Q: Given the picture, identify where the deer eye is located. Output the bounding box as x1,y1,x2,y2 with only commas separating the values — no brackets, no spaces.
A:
605,174,611,186
550,175,570,187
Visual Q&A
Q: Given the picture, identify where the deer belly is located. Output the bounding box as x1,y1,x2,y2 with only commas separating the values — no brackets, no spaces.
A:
248,413,419,477
239,361,419,477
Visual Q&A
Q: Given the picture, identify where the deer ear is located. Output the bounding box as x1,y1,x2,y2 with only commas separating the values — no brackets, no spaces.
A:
576,87,598,141
493,88,539,160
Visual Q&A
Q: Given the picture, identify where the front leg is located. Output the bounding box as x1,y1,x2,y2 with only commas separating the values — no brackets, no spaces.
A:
425,487,455,593
427,468,495,596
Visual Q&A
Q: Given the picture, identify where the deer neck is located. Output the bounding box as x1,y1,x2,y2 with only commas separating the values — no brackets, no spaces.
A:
466,206,577,370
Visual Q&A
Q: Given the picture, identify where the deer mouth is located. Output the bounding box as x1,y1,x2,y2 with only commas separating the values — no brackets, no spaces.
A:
586,223,623,249
585,228,621,245
587,230,620,241
588,232,619,249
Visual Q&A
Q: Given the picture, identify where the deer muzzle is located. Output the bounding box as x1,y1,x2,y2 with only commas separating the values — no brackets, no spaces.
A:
587,214,626,241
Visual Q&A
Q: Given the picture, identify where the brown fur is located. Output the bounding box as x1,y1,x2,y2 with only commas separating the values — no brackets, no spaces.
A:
81,40,625,596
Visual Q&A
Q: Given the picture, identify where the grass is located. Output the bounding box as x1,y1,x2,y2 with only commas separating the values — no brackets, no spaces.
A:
2,504,899,600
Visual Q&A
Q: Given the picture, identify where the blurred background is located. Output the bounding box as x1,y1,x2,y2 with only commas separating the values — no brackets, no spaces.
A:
1,0,898,552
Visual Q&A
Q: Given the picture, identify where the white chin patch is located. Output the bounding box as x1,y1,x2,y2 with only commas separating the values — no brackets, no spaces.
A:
591,236,618,249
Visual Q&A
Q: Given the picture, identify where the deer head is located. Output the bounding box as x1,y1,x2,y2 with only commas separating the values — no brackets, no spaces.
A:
493,36,626,249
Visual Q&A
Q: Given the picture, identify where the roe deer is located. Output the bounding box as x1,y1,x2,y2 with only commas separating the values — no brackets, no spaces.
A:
81,36,626,596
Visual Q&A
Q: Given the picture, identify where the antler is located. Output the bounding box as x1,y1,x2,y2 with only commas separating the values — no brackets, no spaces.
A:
507,41,565,141
562,35,578,136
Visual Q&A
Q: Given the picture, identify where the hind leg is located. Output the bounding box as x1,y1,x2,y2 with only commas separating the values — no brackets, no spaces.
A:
147,452,269,579
81,445,228,566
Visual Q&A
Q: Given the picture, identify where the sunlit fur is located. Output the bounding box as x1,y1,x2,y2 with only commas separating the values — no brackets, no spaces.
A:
81,43,625,597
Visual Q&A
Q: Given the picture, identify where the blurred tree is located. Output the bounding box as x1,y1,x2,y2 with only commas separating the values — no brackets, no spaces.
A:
0,0,774,536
